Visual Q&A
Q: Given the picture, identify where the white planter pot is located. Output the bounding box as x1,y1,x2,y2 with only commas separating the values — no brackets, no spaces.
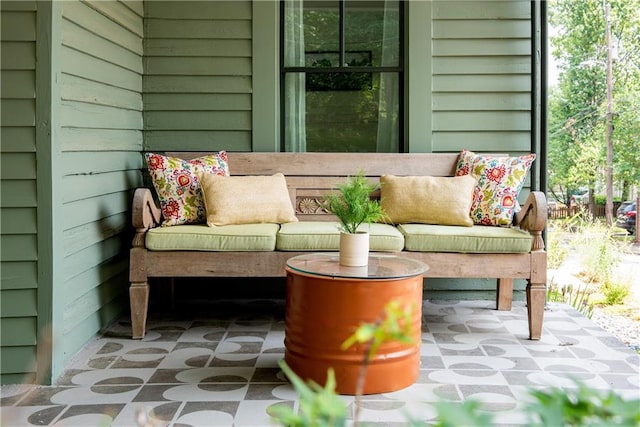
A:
339,231,370,266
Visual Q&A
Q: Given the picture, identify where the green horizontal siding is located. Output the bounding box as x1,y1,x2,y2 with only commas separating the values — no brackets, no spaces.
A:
145,111,251,131
63,272,128,333
83,1,144,38
144,1,251,19
1,346,37,378
1,127,36,152
59,128,143,152
60,74,142,111
60,102,142,129
146,19,251,39
1,289,37,317
1,11,36,40
52,0,144,382
63,213,129,257
7,42,36,67
433,1,530,19
62,192,131,231
431,0,532,156
61,170,140,203
1,207,37,234
433,57,531,75
433,20,531,39
61,151,142,176
144,93,251,111
143,0,252,151
1,180,37,207
431,132,532,152
0,0,38,386
1,318,37,346
143,131,252,152
1,153,36,179
60,47,141,91
0,235,37,261
62,235,127,284
1,70,35,96
145,39,252,57
433,112,531,131
144,57,251,76
143,76,252,93
62,20,143,74
433,93,531,111
433,39,530,56
433,74,531,92
1,99,36,126
62,1,142,54
1,261,38,290
61,294,127,360
65,258,128,301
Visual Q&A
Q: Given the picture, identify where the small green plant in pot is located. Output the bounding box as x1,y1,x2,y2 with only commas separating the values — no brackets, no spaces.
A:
323,170,386,266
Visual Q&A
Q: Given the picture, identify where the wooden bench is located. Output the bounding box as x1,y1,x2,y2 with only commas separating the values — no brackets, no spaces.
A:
130,152,547,339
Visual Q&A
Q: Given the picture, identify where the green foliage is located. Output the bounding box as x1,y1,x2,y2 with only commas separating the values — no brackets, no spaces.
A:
573,221,622,285
602,281,630,305
525,380,640,426
548,0,640,210
570,283,595,319
594,194,623,205
341,299,414,361
429,400,494,427
323,170,386,234
547,213,631,314
547,225,570,269
547,280,595,319
267,361,347,427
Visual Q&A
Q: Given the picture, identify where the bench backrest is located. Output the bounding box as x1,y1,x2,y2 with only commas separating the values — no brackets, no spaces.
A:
168,152,460,221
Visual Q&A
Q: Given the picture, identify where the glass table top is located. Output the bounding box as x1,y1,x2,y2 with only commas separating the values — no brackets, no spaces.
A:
286,252,429,279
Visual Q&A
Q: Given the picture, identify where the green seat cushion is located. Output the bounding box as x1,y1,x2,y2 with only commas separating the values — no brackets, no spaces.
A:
276,221,404,251
398,224,533,253
146,224,278,251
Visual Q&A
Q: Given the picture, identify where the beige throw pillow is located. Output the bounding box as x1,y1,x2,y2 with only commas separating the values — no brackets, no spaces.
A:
380,175,476,226
200,173,298,226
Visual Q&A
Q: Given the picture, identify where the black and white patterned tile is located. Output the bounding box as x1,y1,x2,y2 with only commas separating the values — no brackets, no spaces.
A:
2,299,638,426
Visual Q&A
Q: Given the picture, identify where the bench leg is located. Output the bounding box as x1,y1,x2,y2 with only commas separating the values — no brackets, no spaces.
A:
130,281,149,339
496,278,513,311
526,280,546,340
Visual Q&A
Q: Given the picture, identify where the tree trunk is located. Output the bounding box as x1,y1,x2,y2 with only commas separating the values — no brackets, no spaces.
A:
604,0,615,227
635,195,640,245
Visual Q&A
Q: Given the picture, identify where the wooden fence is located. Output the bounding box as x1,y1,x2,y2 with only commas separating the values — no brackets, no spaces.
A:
547,202,623,220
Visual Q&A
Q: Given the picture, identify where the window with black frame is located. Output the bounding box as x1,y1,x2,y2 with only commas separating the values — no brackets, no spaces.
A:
282,0,403,152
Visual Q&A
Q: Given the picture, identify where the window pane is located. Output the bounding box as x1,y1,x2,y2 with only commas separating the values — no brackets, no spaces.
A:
282,0,403,152
345,0,400,67
304,1,340,67
285,72,400,152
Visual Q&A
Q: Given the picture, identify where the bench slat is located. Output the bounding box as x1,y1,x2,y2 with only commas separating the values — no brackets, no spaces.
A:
169,152,460,177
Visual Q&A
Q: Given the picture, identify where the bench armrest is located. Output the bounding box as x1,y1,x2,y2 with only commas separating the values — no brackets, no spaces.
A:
514,191,547,251
131,188,162,247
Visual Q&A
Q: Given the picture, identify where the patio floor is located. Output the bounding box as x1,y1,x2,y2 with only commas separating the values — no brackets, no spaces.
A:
2,299,639,426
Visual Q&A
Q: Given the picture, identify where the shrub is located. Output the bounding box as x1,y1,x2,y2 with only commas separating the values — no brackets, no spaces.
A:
602,282,631,305
525,379,640,426
547,228,570,269
571,219,624,286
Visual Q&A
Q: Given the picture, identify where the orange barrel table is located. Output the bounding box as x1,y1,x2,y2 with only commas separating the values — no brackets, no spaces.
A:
284,253,429,395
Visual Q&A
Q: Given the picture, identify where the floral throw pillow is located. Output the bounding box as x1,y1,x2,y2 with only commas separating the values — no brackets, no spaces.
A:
145,152,229,226
455,149,536,226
